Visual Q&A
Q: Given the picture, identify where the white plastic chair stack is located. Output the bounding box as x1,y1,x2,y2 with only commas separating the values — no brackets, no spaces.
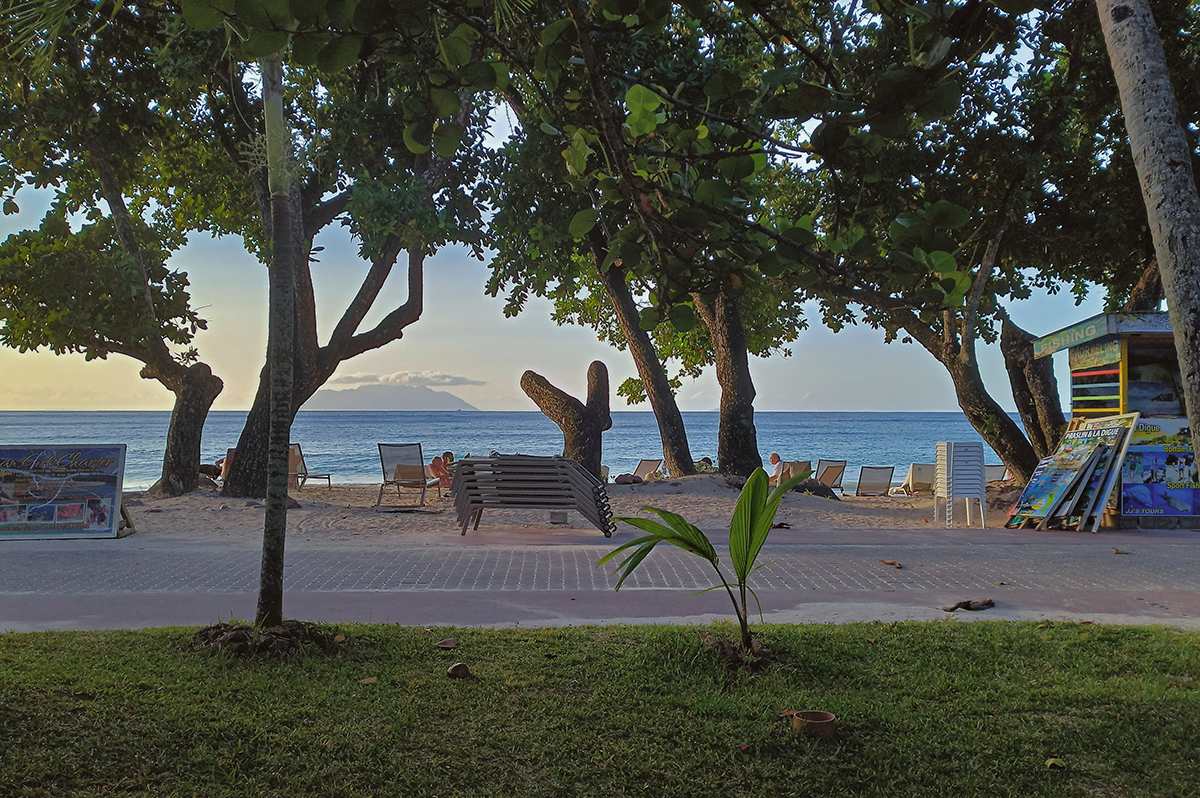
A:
934,441,987,528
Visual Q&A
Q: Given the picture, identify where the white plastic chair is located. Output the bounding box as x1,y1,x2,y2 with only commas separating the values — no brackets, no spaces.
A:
934,442,986,528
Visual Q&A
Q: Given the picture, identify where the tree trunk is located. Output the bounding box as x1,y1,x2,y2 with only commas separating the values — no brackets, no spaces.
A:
946,355,1040,482
147,363,224,496
1097,0,1200,451
1000,318,1067,459
520,361,612,478
85,127,226,496
1123,258,1164,312
256,54,295,629
693,292,761,476
595,263,696,477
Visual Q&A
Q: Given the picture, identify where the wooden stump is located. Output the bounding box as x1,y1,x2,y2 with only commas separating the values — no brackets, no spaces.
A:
521,361,612,479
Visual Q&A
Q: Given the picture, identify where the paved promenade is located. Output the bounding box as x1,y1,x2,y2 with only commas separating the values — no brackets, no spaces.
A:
3,524,1199,632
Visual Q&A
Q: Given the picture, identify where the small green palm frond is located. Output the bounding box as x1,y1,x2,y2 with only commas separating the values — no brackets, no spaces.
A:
746,583,765,622
737,467,810,581
596,533,662,590
596,532,659,567
616,509,719,564
598,508,719,591
729,468,769,582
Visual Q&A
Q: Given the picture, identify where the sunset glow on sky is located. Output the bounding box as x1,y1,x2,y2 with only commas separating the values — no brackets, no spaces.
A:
1,186,1102,413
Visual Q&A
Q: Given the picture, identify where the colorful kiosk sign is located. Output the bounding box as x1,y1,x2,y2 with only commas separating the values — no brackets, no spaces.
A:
1121,419,1198,517
1034,312,1196,523
0,445,127,540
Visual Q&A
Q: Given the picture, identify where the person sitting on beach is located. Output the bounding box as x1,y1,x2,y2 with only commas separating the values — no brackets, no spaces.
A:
768,452,783,486
429,452,455,490
198,457,224,479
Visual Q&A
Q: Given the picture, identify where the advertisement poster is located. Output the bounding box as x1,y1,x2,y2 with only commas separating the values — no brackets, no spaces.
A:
0,445,126,540
1075,413,1139,530
1121,418,1197,517
1008,427,1127,521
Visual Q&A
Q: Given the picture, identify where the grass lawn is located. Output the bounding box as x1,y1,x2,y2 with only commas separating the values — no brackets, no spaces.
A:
2,620,1198,797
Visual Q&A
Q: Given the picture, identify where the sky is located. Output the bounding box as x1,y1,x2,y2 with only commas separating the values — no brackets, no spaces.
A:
0,185,1105,414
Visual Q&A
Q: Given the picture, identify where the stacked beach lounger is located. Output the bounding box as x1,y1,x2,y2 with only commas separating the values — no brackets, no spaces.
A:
450,455,615,537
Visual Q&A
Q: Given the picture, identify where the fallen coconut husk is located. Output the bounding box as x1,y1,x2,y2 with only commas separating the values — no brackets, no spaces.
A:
942,599,995,612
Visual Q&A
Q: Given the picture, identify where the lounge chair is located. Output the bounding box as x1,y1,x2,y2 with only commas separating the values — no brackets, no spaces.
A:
893,463,935,495
451,455,615,536
855,466,895,496
633,459,662,480
219,448,236,481
289,443,331,489
377,443,439,508
772,460,811,486
600,465,610,483
815,459,847,493
985,464,1008,482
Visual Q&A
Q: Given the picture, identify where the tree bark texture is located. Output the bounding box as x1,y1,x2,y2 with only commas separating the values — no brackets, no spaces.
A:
1123,258,1164,312
947,356,1041,482
87,132,224,496
147,363,224,496
1097,0,1200,450
693,292,762,476
222,244,425,498
594,261,696,477
1000,318,1067,459
256,55,294,629
520,361,612,479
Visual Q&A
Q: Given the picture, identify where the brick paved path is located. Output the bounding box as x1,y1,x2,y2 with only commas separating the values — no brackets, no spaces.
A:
3,528,1199,631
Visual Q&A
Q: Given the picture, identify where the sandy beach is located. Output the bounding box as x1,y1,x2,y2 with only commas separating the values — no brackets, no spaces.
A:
122,475,1013,544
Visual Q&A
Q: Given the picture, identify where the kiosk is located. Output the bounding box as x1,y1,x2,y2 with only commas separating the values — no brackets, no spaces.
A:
1034,312,1197,528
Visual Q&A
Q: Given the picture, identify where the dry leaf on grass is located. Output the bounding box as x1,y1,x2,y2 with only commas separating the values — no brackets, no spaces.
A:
1045,758,1067,770
436,638,459,649
881,559,902,569
333,634,346,643
360,677,377,684
1114,548,1131,555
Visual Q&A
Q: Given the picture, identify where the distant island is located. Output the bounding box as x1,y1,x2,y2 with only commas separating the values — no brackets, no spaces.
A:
305,384,478,411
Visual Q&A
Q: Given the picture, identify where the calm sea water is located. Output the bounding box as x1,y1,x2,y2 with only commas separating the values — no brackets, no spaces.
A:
0,410,1010,490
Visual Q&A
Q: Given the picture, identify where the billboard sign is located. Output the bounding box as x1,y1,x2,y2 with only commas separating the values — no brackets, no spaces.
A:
0,445,127,540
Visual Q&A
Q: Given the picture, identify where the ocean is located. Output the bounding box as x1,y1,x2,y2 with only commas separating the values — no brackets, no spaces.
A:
0,410,1010,491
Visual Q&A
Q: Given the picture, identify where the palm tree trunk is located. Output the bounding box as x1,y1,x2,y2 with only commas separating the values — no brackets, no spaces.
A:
1096,0,1200,454
255,54,295,629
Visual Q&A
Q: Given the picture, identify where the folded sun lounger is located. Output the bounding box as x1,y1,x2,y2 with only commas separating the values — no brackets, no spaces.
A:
450,455,615,536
